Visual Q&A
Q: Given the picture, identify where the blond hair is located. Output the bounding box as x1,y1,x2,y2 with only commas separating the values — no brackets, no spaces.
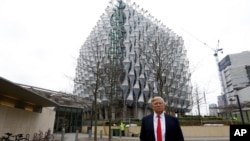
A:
151,96,165,105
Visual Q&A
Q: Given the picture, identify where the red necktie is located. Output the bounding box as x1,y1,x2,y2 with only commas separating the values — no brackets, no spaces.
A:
157,115,162,141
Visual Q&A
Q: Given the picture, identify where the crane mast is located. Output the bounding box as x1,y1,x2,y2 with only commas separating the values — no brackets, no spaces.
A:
213,40,225,95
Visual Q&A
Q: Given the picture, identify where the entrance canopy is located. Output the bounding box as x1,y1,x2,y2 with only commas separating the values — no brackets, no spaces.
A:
0,77,59,112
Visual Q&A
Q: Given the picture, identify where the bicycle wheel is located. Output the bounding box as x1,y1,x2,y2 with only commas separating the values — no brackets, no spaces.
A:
1,137,7,141
20,138,29,141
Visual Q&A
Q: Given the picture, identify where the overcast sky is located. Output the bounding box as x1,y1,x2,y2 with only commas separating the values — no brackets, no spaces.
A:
1,0,249,115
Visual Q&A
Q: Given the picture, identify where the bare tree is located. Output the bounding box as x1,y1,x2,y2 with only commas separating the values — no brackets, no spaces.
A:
190,84,208,124
139,25,192,114
76,3,126,140
74,24,110,141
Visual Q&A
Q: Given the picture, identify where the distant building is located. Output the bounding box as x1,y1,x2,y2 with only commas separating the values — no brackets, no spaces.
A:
217,51,250,122
73,0,192,120
219,51,250,93
209,103,218,116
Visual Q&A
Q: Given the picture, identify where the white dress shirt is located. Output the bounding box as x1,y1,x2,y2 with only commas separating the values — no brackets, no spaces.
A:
154,112,166,141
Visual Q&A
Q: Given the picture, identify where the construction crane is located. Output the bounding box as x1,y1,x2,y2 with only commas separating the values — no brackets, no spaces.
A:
213,40,223,65
181,28,225,95
212,40,225,95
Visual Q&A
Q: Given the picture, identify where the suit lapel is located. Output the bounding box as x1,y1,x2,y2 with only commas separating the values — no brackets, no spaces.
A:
149,114,154,129
164,114,169,140
147,114,155,141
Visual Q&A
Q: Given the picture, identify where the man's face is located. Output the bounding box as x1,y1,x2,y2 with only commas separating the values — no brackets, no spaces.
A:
152,99,165,114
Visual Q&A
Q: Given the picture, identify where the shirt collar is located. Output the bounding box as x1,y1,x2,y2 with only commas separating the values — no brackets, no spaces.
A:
154,112,164,118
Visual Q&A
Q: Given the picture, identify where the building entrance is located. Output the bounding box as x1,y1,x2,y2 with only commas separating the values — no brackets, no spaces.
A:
54,107,83,133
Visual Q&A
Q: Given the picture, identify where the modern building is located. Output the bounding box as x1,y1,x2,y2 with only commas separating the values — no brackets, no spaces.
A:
20,84,91,133
0,76,90,137
217,51,250,123
0,77,57,138
73,0,192,120
209,104,218,116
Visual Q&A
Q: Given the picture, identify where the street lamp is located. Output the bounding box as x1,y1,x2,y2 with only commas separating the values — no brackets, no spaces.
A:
229,95,244,124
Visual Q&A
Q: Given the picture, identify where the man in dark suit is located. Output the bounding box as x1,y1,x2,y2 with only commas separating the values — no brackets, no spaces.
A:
140,96,184,141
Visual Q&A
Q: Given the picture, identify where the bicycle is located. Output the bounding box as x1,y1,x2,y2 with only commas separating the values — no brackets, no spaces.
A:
32,129,54,141
43,131,54,141
14,134,29,141
1,133,29,141
1,133,13,141
32,131,43,141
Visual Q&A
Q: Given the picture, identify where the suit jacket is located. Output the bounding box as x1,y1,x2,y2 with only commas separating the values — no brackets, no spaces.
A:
140,113,184,141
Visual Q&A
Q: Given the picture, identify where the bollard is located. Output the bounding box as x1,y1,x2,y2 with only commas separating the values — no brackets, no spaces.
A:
111,129,113,138
46,128,51,140
119,129,122,138
88,129,92,139
61,128,65,141
100,130,103,139
75,130,78,141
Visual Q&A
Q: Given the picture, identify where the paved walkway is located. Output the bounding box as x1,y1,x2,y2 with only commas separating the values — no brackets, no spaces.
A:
53,133,229,141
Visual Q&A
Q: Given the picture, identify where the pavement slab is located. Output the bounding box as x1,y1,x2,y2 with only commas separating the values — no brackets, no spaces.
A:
53,133,229,141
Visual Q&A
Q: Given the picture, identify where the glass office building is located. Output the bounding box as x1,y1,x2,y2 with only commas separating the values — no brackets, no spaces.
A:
73,0,192,120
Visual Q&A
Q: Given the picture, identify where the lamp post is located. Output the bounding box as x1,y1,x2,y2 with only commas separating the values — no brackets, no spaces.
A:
229,95,244,124
235,95,244,124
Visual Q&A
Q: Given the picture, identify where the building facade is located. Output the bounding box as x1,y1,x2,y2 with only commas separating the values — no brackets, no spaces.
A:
209,104,218,116
217,51,250,123
73,0,192,120
0,76,92,134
